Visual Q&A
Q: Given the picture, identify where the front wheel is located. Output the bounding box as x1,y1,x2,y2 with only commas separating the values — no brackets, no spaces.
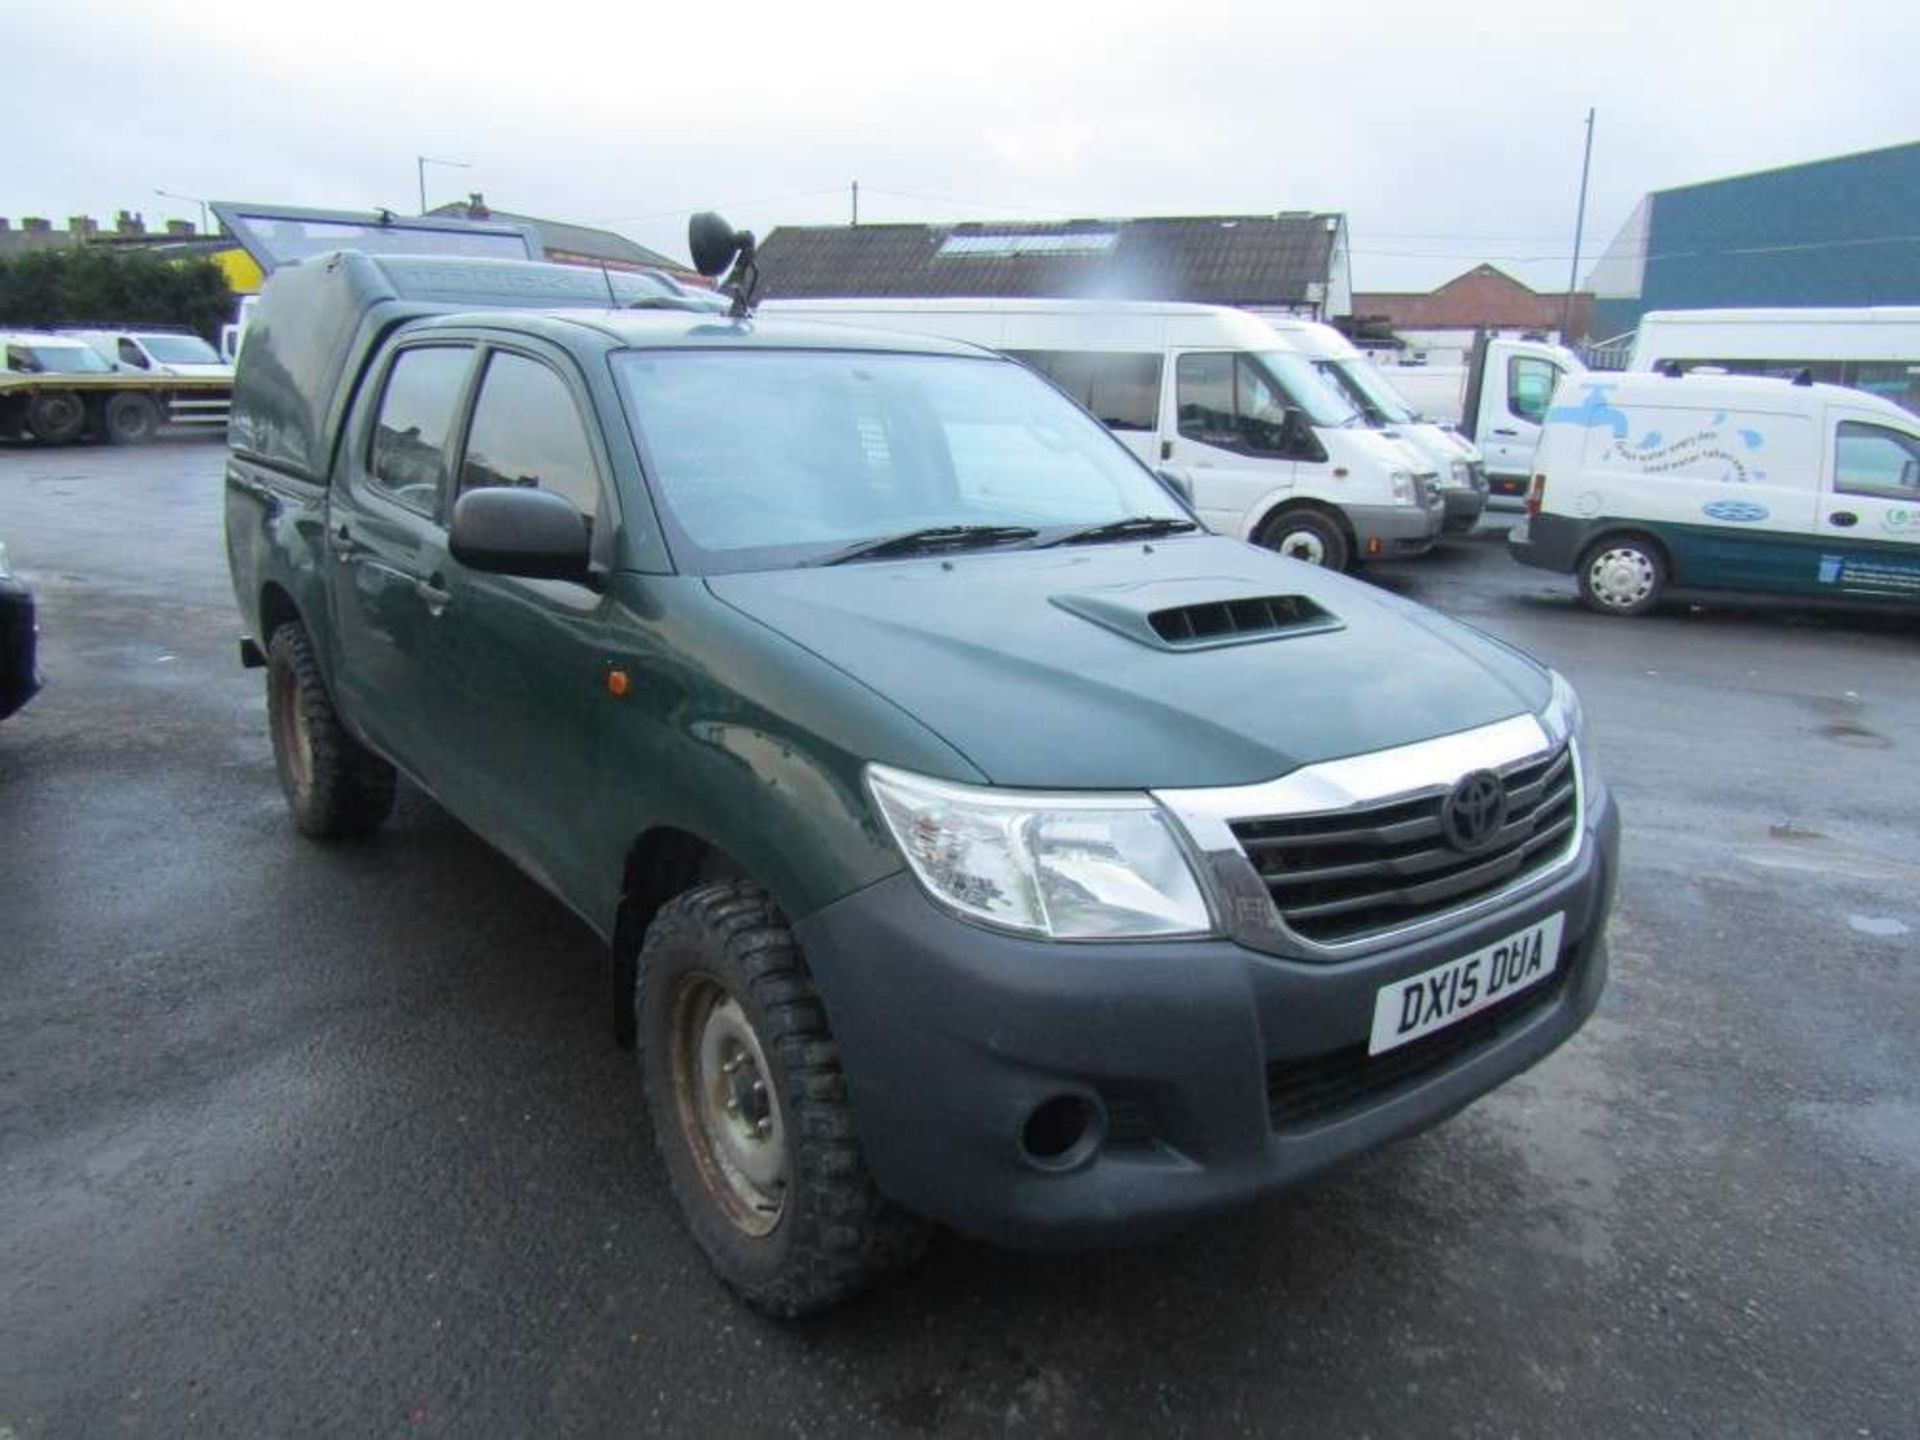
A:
1578,536,1666,616
1254,506,1351,571
265,621,397,838
638,881,926,1316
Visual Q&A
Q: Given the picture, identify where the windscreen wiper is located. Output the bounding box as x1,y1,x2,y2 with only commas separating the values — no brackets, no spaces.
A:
815,524,1040,566
1036,516,1200,548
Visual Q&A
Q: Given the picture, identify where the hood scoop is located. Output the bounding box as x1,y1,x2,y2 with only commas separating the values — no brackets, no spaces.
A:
1052,578,1345,652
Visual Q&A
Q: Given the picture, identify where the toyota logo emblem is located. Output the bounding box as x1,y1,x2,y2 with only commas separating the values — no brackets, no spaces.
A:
1442,770,1508,852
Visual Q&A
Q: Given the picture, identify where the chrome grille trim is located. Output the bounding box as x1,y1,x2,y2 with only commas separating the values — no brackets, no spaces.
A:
1153,714,1586,961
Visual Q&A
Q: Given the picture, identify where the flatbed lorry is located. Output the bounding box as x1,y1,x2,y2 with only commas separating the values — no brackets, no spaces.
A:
2,330,229,444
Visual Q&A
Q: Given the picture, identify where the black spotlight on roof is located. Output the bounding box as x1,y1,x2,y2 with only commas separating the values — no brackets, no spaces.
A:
689,212,759,319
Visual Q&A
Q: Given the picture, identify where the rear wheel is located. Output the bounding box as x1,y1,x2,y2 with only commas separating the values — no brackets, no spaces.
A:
1254,505,1351,571
103,392,161,444
1578,535,1665,616
638,881,927,1316
265,621,397,838
25,390,86,445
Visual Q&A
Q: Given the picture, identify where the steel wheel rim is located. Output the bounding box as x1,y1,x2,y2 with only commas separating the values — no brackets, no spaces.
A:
667,974,787,1237
1275,528,1328,565
1589,547,1655,609
273,665,313,798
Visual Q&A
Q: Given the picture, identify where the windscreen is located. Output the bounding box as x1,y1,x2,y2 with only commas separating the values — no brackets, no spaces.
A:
140,334,222,364
1254,351,1363,428
1316,358,1419,425
617,350,1188,573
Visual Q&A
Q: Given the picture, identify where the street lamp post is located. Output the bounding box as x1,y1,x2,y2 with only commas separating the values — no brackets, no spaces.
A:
154,188,210,235
417,156,472,215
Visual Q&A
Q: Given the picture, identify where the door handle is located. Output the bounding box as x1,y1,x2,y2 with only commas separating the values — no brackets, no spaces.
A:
415,574,452,613
1160,439,1173,461
1492,427,1519,437
1829,511,1858,527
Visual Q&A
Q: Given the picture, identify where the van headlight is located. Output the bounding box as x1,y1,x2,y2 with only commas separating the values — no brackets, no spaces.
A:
1539,670,1602,808
1389,469,1415,505
1449,460,1474,489
866,765,1213,939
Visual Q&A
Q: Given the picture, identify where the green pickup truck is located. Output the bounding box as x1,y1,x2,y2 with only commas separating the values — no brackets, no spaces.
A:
223,233,1619,1315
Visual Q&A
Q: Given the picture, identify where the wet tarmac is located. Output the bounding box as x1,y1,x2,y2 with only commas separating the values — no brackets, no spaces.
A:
2,439,1915,1437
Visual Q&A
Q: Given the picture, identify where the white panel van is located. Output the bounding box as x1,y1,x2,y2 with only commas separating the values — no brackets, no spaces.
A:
1264,316,1488,534
760,299,1444,571
1508,371,1920,614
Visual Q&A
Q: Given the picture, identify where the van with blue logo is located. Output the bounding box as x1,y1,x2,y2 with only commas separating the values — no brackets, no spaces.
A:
1508,372,1920,615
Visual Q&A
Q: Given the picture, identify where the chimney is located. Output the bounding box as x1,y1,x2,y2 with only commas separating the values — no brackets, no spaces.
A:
165,219,195,237
466,191,490,220
115,209,146,236
23,217,51,232
68,215,98,239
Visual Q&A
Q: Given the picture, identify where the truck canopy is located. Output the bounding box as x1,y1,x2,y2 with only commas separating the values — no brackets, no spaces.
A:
228,250,724,484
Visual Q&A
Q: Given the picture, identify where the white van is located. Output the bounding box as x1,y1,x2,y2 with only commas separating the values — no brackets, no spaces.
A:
1265,316,1487,534
760,298,1444,571
1627,306,1920,415
66,328,233,380
1508,371,1920,614
1378,333,1587,500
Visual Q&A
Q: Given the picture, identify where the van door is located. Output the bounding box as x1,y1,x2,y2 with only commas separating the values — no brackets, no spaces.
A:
1163,351,1297,534
1812,412,1920,603
1481,349,1567,493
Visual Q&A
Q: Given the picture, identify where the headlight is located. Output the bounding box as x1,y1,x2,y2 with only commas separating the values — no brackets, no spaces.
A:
1388,469,1414,505
1449,460,1474,489
1540,670,1602,807
865,764,1213,939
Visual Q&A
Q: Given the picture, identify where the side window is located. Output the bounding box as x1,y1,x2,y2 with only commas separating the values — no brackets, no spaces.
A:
1177,353,1293,454
368,346,472,516
1086,354,1163,431
1833,421,1920,499
118,338,149,369
459,352,603,523
1508,357,1562,424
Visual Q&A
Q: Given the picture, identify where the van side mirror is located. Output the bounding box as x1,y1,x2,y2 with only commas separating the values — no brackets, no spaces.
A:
450,487,592,582
1281,407,1317,456
1155,468,1193,505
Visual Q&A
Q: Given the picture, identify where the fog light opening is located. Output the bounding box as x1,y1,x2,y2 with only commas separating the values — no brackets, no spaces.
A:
1021,1094,1104,1170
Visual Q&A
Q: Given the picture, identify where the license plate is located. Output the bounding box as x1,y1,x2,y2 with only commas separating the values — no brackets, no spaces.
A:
1368,913,1565,1056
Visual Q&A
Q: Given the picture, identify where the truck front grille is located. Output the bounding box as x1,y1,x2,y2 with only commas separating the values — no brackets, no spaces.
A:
1229,744,1577,947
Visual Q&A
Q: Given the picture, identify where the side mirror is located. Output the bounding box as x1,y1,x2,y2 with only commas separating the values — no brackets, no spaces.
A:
1281,407,1312,453
449,487,592,582
1155,468,1194,505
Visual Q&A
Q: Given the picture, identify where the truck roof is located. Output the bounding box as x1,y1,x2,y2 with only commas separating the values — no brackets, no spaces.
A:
229,251,990,485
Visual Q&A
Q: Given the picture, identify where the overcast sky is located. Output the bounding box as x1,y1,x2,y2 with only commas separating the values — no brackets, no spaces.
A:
13,0,1914,296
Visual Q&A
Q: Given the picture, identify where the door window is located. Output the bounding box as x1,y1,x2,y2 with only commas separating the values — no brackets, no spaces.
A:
117,338,149,369
458,351,603,523
368,346,473,515
1507,357,1563,424
1833,421,1920,500
1176,353,1291,454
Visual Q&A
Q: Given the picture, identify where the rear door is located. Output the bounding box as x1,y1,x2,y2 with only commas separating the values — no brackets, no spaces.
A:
1812,411,1920,604
328,341,477,778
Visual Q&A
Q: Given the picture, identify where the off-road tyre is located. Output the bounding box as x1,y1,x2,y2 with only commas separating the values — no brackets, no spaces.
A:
103,391,161,445
26,390,86,446
1255,504,1352,571
265,621,397,838
1577,534,1666,617
637,881,928,1316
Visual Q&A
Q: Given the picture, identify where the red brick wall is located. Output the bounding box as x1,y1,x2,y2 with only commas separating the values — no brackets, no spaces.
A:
1354,266,1593,337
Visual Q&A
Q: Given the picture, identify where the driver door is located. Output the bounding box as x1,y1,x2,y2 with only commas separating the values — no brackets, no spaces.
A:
1812,413,1920,601
1162,351,1298,535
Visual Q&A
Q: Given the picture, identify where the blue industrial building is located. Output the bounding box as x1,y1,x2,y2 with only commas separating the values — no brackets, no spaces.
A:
1588,140,1920,339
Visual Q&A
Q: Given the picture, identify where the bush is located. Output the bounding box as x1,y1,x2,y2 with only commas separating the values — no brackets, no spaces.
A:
0,247,235,342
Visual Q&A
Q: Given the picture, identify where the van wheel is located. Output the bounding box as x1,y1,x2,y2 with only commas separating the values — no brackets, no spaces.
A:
103,392,161,444
265,621,397,838
26,390,87,445
1578,536,1665,616
638,881,927,1316
1255,506,1350,571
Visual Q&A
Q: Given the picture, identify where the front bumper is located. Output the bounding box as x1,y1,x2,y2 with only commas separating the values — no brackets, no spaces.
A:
795,790,1619,1248
1347,499,1444,559
1441,484,1487,535
0,577,40,720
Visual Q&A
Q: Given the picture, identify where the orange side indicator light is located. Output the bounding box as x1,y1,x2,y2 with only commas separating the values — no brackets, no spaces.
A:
606,669,631,698
1367,536,1383,556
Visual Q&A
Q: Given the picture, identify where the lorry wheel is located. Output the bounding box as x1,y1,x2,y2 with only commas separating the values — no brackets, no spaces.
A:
1578,536,1665,616
638,880,927,1316
26,391,86,445
265,621,397,838
1255,506,1350,571
103,392,161,445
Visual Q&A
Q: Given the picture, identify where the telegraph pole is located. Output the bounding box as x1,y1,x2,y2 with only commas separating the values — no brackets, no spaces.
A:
1562,108,1596,340
851,180,859,227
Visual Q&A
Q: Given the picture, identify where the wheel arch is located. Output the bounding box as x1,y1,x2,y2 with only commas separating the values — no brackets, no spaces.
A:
1253,497,1357,557
609,824,751,1047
